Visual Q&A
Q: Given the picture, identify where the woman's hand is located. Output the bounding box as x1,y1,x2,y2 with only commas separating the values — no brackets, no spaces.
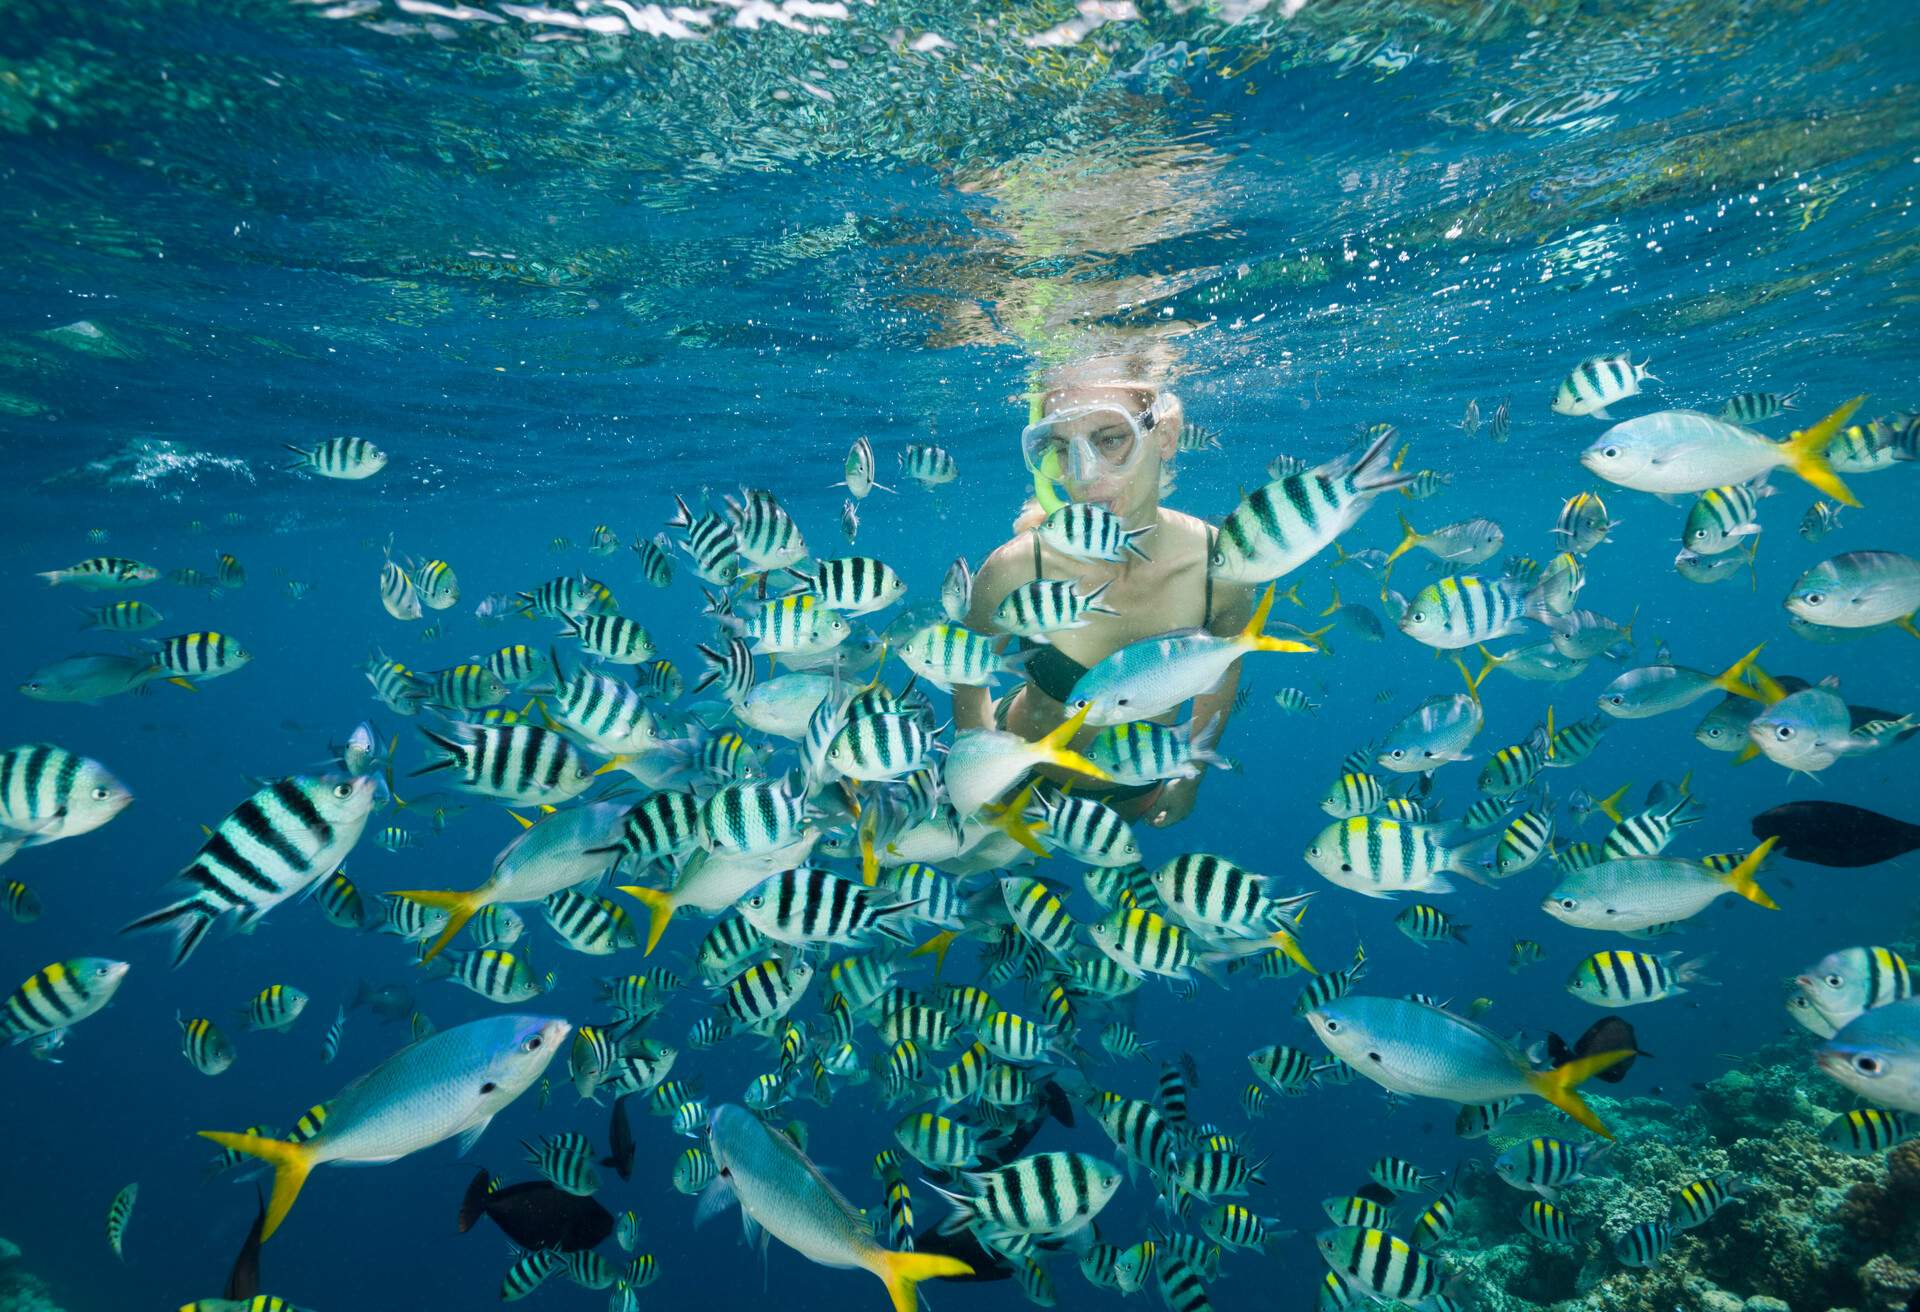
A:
1148,775,1200,827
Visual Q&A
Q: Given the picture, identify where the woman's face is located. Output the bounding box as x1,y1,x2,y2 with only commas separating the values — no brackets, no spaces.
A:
1048,384,1176,518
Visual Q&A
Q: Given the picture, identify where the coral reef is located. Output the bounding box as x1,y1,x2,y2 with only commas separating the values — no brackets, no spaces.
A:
1443,1043,1920,1312
0,1240,65,1312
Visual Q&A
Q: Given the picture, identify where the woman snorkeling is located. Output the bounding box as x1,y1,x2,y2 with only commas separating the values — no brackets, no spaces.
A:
953,364,1252,827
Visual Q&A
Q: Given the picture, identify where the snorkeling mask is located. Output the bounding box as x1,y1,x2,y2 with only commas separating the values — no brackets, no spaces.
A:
1021,386,1167,485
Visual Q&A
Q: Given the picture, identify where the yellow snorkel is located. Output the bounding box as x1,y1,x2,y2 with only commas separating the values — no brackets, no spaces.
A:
1029,390,1068,514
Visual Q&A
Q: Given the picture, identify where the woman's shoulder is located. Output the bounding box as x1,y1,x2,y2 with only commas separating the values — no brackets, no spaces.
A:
1158,505,1216,542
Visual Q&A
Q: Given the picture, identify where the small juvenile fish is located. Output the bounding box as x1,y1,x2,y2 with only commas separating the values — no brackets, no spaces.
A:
107,1182,138,1259
179,1014,237,1075
1719,388,1800,425
899,443,958,487
77,600,165,632
242,984,310,1032
320,1007,347,1065
285,436,388,479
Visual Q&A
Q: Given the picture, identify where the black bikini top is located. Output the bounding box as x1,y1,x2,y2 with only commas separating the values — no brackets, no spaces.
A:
1016,528,1215,705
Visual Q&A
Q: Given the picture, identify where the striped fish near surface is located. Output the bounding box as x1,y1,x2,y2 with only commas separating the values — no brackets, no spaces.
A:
411,724,597,806
121,776,376,967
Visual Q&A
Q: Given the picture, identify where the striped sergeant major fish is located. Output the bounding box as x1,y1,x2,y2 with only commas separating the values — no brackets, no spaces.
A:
836,435,892,499
725,487,808,573
1551,352,1657,419
899,442,958,488
739,867,919,949
694,637,756,702
121,776,376,967
788,555,906,616
2,957,130,1046
702,1103,970,1312
0,743,134,866
1819,1108,1916,1156
411,723,597,806
1209,428,1413,584
284,435,387,479
665,494,741,586
931,1151,1122,1248
77,599,165,631
1314,1227,1443,1305
379,557,421,621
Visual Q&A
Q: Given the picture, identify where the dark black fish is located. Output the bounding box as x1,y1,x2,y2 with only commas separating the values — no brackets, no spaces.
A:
223,1188,264,1300
1751,802,1920,869
349,979,416,1023
1546,1017,1652,1084
601,1094,635,1182
909,1225,1011,1283
457,1170,614,1252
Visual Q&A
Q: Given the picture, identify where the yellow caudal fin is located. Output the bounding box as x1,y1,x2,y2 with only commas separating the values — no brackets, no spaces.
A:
1382,512,1420,572
1716,836,1779,910
1265,926,1314,973
1471,645,1503,694
1525,1049,1634,1139
592,754,634,777
617,885,676,955
1280,582,1305,608
1593,781,1632,826
388,889,487,961
872,1248,973,1312
1731,742,1763,766
910,929,959,976
1544,704,1556,759
1451,653,1482,704
1319,582,1343,619
1782,396,1864,507
1034,704,1111,784
197,1131,313,1241
983,782,1050,858
1712,643,1767,700
1745,663,1790,704
1242,583,1318,655
167,676,200,691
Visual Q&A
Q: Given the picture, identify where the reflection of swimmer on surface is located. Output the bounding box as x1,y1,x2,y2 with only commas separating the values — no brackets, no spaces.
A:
953,361,1252,828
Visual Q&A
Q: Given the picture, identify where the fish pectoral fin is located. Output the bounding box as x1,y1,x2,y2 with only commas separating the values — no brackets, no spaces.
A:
693,1173,739,1228
455,1115,495,1157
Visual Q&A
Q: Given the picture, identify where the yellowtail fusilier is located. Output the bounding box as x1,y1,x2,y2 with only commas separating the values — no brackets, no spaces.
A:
1784,551,1920,637
121,775,376,967
284,435,386,479
200,1013,566,1240
1376,692,1483,773
1543,839,1778,933
700,1103,968,1312
1580,397,1864,506
1305,995,1630,1137
1383,515,1503,576
943,704,1109,820
1210,429,1411,583
389,799,626,959
1596,644,1765,718
1067,584,1315,726
1550,352,1658,419
1817,999,1920,1114
0,744,133,868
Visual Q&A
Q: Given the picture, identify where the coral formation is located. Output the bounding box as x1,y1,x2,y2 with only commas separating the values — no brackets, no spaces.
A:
0,1240,66,1312
1443,1043,1920,1312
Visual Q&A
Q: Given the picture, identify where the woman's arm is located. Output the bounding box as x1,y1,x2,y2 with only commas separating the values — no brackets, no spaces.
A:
951,542,1027,733
1147,576,1255,826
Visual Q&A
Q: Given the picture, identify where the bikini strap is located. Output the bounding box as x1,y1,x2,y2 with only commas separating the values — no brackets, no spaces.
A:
1203,527,1216,627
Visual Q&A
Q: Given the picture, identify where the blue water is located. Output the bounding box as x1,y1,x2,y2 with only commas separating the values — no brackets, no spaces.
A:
4,1,1919,1309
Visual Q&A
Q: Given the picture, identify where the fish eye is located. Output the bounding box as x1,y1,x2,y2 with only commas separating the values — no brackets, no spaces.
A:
1607,695,1624,706
1410,611,1426,623
1853,1055,1883,1076
1322,1019,1340,1033
524,1035,543,1052
1388,749,1405,761
1602,447,1619,459
91,786,112,800
333,783,353,798
94,963,114,977
1825,974,1845,989
1704,728,1722,740
1558,898,1577,910
1774,726,1794,740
